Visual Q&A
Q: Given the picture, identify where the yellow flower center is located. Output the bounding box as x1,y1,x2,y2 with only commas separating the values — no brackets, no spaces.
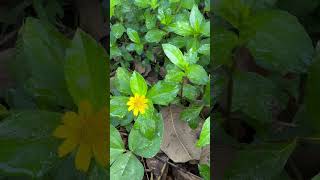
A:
127,94,148,116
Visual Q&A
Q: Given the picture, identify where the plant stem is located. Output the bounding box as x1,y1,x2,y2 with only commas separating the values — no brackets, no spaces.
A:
180,77,184,102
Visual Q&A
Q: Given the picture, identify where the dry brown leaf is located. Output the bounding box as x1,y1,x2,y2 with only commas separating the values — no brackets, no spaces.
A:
160,105,202,163
199,146,210,165
134,61,146,74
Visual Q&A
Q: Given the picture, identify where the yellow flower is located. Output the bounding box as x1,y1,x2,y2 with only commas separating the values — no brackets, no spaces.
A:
53,101,108,172
127,93,149,116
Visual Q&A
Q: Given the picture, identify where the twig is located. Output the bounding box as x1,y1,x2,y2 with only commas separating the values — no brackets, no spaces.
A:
141,158,149,180
142,158,150,180
274,121,297,128
158,161,167,180
155,155,201,179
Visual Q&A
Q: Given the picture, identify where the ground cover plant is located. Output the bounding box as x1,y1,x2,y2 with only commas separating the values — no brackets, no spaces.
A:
0,0,109,179
213,0,320,179
110,0,211,179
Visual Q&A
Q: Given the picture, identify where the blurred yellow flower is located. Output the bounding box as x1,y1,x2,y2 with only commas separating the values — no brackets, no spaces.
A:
127,94,148,116
53,101,108,172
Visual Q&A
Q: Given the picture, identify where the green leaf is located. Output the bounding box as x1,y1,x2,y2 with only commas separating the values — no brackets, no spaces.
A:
186,37,200,51
169,21,193,36
167,36,186,48
190,5,204,32
305,55,320,131
162,43,189,70
204,0,210,11
17,17,73,108
182,84,199,101
129,113,164,158
65,29,108,110
126,28,140,44
130,71,148,96
224,141,297,179
186,64,209,85
88,163,109,180
133,110,156,140
312,173,320,180
277,0,319,17
200,21,210,37
43,155,86,180
213,28,238,66
181,0,195,9
149,0,159,9
110,96,129,118
213,0,251,29
110,46,122,58
147,81,180,105
232,71,286,124
184,48,199,64
198,164,210,180
203,78,210,106
244,10,314,73
198,44,210,56
110,125,125,164
145,12,157,29
110,0,120,17
110,152,144,180
180,105,203,129
0,111,62,177
145,29,166,43
134,43,144,55
134,0,150,8
157,7,173,25
32,0,64,24
196,117,210,147
111,23,126,39
114,67,131,96
165,66,185,83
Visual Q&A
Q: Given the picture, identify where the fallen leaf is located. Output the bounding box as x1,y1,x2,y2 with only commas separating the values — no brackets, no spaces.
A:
160,106,201,163
134,60,146,74
199,146,210,165
146,71,158,85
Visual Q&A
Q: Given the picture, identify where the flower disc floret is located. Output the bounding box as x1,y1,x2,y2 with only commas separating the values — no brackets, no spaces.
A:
127,94,149,116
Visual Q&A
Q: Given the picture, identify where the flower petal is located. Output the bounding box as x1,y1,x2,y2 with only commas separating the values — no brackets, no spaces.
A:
62,112,78,127
128,105,134,111
127,101,133,106
79,101,93,118
133,109,139,116
58,138,78,157
53,125,70,138
93,138,108,167
75,143,92,172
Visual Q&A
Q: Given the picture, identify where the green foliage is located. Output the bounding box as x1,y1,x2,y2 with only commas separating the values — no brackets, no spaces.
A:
214,0,320,179
110,0,210,179
65,29,108,110
0,111,61,178
225,141,297,179
1,16,109,178
196,117,210,147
